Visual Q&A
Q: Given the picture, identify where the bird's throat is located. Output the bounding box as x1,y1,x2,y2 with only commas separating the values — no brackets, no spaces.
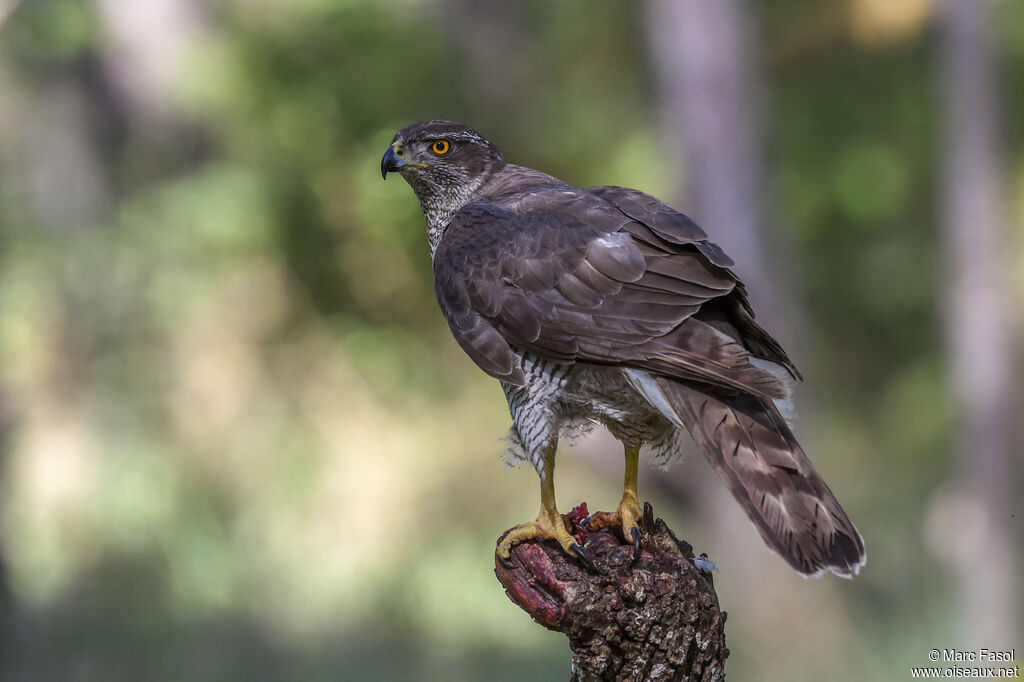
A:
406,173,490,258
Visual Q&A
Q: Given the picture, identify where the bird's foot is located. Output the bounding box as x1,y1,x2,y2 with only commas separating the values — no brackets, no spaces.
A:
497,508,596,571
586,494,644,561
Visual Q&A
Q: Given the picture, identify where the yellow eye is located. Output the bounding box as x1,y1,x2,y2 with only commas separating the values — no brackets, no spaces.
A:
431,140,451,155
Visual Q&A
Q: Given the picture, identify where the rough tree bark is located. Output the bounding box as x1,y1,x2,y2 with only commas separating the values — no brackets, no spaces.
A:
495,503,728,682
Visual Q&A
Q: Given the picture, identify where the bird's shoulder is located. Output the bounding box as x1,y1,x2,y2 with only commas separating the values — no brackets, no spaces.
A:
436,184,636,284
438,176,734,273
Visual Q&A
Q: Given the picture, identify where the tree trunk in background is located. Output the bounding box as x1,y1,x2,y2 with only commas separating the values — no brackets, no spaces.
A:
936,0,1019,650
91,0,204,117
646,0,787,329
440,0,530,136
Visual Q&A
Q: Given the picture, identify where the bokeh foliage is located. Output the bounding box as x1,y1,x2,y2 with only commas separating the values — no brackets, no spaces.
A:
0,1,1021,680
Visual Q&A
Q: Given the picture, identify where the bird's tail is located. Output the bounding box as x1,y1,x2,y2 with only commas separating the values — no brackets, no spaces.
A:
655,377,866,577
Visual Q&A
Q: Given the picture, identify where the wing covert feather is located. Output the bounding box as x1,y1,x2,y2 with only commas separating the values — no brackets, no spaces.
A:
433,185,795,394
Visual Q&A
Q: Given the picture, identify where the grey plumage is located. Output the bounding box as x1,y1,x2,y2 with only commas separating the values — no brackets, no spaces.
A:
383,120,865,578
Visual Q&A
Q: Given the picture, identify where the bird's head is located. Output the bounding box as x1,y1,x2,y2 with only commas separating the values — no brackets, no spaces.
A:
381,121,505,235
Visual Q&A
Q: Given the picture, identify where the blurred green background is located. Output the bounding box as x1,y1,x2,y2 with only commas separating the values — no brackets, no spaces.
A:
0,0,1021,680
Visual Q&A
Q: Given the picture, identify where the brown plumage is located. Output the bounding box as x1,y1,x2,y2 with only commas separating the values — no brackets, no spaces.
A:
382,120,865,577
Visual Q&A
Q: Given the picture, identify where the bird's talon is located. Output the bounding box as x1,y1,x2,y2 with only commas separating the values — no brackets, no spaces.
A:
497,552,515,570
571,542,597,572
497,503,586,566
586,499,643,559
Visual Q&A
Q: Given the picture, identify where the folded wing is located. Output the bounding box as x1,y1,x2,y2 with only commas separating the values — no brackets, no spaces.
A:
433,185,796,396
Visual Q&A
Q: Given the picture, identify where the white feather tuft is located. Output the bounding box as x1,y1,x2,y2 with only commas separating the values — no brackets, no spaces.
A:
750,358,797,428
623,368,685,428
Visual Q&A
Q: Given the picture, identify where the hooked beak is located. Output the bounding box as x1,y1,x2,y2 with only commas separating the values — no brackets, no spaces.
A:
380,142,427,179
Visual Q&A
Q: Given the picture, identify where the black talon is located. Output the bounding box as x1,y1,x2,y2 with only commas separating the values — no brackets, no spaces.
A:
496,552,515,569
570,542,597,572
630,526,642,562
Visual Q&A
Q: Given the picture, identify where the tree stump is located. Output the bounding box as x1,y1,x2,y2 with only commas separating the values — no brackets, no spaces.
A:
495,502,728,682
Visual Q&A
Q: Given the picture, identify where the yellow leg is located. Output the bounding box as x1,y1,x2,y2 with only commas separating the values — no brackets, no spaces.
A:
621,442,642,531
588,442,644,558
496,447,594,569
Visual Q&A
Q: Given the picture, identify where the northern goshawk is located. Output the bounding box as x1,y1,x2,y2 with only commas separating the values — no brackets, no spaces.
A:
381,120,865,577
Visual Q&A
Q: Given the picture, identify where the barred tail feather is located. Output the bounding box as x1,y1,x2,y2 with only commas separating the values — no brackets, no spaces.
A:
655,378,866,578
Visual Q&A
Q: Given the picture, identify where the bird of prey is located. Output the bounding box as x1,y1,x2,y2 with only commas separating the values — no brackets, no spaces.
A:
381,120,865,577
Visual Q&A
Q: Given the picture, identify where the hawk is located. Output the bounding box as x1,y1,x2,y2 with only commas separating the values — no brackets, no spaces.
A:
381,120,865,577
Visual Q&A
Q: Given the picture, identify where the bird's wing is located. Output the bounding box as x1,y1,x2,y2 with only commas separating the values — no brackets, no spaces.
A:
590,186,800,380
433,185,795,395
